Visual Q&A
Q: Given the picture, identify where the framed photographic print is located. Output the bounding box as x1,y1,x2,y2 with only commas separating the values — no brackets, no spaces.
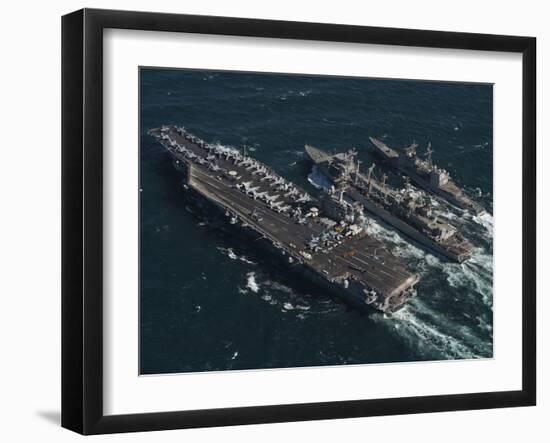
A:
61,8,536,434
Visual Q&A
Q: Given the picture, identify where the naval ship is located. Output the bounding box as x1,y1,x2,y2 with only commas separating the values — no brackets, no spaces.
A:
369,137,484,214
148,125,419,314
305,145,473,263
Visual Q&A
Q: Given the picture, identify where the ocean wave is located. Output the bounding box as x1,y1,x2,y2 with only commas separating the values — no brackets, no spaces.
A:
280,149,305,158
472,212,494,236
476,314,493,333
244,275,344,316
392,311,477,359
415,299,492,351
361,214,493,309
246,272,260,293
473,141,490,150
266,280,294,294
386,300,491,359
458,253,493,307
217,247,256,265
307,166,332,191
278,89,312,100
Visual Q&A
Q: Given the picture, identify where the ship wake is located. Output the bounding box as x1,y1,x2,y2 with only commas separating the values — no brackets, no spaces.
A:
307,165,332,191
362,211,493,360
217,247,256,265
379,299,493,360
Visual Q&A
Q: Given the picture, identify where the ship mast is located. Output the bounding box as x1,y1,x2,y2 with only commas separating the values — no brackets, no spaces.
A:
367,163,375,194
381,173,388,203
426,142,433,170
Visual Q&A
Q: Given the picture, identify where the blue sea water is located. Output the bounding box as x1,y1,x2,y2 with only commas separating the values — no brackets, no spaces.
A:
139,68,493,374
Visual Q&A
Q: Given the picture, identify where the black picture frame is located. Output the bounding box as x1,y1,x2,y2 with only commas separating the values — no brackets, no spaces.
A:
62,8,536,435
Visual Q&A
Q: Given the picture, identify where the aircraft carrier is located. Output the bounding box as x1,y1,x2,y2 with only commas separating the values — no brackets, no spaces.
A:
148,125,419,314
305,145,473,263
368,137,485,214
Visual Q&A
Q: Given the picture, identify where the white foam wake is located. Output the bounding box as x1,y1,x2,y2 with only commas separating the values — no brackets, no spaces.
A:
387,300,491,359
246,272,260,293
362,214,493,311
307,166,332,191
472,211,494,236
391,309,477,359
217,247,256,265
362,210,493,359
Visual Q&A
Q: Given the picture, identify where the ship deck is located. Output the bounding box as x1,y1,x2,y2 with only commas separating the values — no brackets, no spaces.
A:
369,137,399,159
305,144,332,164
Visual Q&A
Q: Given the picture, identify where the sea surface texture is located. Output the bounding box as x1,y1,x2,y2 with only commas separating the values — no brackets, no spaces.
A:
140,68,493,374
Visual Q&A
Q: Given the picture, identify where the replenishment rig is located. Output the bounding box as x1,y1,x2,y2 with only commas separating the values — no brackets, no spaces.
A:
369,137,485,214
305,144,473,263
148,126,419,314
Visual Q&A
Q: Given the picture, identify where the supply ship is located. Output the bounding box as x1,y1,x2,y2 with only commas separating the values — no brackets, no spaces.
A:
305,145,473,263
368,137,485,214
148,126,419,314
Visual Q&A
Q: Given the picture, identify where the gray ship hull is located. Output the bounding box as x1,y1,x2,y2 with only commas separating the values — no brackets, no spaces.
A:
346,188,470,262
305,144,472,263
368,137,484,214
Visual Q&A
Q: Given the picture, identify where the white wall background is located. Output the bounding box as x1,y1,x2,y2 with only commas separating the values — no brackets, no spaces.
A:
0,0,546,441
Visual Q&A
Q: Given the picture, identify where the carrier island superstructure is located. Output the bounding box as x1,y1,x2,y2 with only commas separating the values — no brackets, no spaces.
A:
368,137,485,214
305,145,473,263
149,125,419,314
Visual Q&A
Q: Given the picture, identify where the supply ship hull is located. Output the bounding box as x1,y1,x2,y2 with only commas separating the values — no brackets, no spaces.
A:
368,137,484,214
148,126,419,313
305,144,473,263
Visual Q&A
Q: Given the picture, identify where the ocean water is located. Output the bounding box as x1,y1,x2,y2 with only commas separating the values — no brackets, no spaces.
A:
139,68,493,374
